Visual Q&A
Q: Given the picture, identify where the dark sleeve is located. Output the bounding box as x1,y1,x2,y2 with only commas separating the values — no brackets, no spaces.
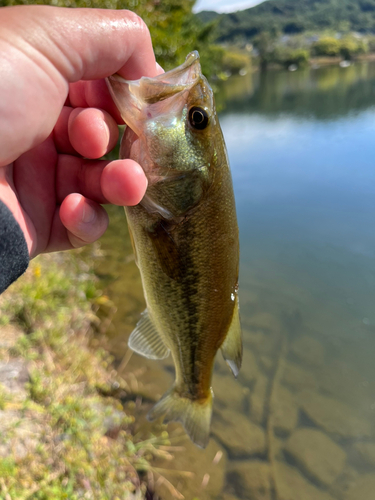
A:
0,200,29,294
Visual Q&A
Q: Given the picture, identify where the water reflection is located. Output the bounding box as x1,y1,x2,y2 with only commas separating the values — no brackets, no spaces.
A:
218,62,375,119
95,62,375,499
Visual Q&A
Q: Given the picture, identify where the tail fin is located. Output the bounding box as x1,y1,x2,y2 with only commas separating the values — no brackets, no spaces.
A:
147,386,213,448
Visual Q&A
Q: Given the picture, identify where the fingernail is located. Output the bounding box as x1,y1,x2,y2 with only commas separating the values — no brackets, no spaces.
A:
81,203,95,224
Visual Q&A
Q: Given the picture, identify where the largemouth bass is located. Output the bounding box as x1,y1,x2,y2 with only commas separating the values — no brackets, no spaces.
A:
106,51,241,448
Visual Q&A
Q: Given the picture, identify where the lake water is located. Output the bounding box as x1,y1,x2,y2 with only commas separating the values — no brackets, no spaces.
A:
95,62,375,500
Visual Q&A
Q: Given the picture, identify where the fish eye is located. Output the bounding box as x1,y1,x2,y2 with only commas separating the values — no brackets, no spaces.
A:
189,107,209,130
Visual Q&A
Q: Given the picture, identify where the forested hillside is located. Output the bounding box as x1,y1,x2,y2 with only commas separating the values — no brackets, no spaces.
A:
198,0,375,43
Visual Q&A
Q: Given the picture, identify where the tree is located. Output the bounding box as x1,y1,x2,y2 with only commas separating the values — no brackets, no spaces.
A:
253,31,277,70
313,37,341,57
198,0,375,45
339,36,368,59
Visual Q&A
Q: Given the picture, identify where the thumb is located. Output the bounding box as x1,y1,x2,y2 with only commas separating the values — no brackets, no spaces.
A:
0,6,157,166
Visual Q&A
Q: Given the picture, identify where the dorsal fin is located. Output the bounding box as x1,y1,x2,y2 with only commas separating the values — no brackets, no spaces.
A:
129,309,170,360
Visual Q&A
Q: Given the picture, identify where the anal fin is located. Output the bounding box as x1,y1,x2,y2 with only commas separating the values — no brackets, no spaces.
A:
129,309,170,360
221,297,242,377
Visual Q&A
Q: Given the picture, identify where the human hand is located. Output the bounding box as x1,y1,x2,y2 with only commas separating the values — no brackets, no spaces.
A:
0,5,159,258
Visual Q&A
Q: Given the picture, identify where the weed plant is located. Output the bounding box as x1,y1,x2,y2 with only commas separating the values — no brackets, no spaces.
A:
0,251,172,500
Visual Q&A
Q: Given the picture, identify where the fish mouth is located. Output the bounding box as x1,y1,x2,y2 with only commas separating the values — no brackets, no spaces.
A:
150,51,202,88
107,51,203,105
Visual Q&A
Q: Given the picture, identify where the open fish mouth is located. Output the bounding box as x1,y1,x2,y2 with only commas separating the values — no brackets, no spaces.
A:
107,51,203,107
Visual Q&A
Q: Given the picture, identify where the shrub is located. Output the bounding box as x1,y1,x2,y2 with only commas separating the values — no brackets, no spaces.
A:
313,37,341,57
367,35,375,52
269,46,309,69
340,37,368,60
222,50,251,73
282,48,309,68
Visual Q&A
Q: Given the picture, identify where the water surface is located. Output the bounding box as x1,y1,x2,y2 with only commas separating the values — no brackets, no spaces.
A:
96,62,375,500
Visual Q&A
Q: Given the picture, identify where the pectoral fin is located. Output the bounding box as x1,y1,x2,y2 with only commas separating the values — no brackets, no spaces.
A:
148,221,185,281
129,309,170,360
221,298,242,377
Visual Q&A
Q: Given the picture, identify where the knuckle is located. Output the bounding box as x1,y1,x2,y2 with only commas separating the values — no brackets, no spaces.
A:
124,10,150,36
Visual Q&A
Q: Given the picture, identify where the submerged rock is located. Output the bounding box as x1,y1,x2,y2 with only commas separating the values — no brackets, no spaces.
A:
227,460,272,500
243,329,270,353
271,435,287,461
249,372,269,425
290,335,325,366
124,356,174,403
243,312,281,337
259,356,274,373
275,462,335,500
353,442,375,468
272,385,299,436
242,312,281,356
284,428,346,487
317,360,371,409
329,465,359,499
345,474,375,500
281,361,318,393
213,373,248,412
220,494,240,500
299,390,372,438
212,408,266,459
153,437,227,500
239,347,260,386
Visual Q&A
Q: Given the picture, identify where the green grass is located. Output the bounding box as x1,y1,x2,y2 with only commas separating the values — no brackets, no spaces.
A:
0,250,173,499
